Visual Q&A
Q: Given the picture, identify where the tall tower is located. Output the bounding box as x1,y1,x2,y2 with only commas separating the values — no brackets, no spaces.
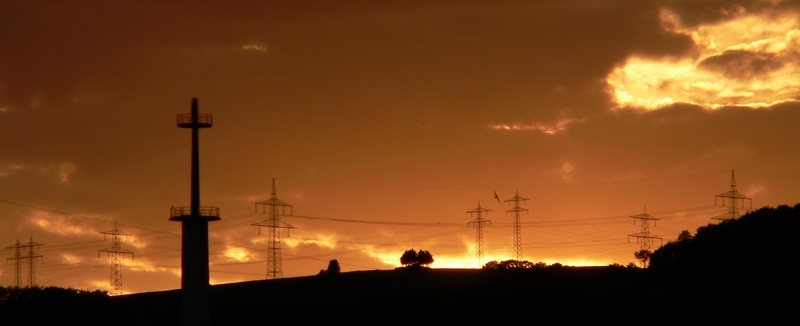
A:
253,179,295,279
170,98,220,326
467,202,491,267
504,191,529,261
713,170,752,221
98,222,134,296
628,207,662,267
5,237,43,287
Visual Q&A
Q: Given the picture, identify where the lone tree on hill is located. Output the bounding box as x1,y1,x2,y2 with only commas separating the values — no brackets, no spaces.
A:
400,249,434,267
417,250,434,266
634,249,652,268
400,249,418,266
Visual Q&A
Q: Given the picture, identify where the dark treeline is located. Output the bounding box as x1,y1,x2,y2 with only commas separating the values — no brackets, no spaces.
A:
0,286,111,324
1,205,798,324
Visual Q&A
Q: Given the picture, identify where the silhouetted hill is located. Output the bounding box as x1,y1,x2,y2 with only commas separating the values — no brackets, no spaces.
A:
649,204,800,323
114,267,657,325
651,204,800,276
0,286,110,325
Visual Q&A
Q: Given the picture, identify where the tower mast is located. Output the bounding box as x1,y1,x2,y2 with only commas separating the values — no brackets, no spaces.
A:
170,98,220,326
713,170,752,221
98,222,134,296
467,202,491,267
253,179,295,279
504,191,529,261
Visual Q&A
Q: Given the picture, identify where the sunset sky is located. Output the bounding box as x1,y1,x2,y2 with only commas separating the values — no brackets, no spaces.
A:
2,0,799,294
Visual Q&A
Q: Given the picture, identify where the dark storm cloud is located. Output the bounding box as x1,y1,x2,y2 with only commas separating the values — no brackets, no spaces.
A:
698,50,786,80
661,0,800,27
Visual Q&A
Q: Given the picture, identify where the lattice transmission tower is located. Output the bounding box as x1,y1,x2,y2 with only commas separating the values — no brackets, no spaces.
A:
713,170,752,221
504,191,529,261
98,222,134,296
253,179,295,279
467,202,491,267
627,207,662,267
4,236,43,287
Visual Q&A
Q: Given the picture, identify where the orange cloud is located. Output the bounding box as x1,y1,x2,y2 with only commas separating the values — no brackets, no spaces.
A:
488,118,582,135
27,211,100,237
607,8,800,110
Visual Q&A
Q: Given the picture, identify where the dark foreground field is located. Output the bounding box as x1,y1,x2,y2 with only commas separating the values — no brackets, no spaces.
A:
112,265,793,325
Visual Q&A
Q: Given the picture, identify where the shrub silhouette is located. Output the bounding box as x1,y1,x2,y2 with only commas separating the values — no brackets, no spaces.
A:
327,259,341,275
399,249,434,267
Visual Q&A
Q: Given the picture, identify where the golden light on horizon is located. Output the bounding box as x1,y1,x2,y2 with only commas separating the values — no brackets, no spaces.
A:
606,8,800,110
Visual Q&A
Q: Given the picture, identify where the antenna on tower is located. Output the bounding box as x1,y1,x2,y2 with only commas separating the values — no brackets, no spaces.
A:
467,202,491,267
713,170,752,221
253,178,296,279
169,97,220,326
98,222,134,296
504,190,529,261
627,206,662,267
5,236,43,287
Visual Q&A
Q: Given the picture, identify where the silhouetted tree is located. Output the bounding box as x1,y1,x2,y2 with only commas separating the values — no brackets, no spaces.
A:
634,249,652,267
416,250,434,266
327,259,340,275
678,230,693,242
400,249,418,266
482,260,535,269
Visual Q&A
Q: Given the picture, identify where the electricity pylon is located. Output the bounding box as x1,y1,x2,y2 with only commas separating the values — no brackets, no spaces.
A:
713,170,752,221
467,202,491,267
504,191,529,261
5,237,23,288
98,222,134,296
253,179,295,279
627,206,662,267
5,236,43,287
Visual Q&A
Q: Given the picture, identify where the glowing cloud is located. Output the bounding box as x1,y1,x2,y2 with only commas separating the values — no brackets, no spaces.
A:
242,43,268,52
0,163,23,177
59,162,77,182
606,8,800,110
123,259,182,278
283,233,338,249
489,118,582,135
223,246,253,262
27,211,100,237
61,253,83,265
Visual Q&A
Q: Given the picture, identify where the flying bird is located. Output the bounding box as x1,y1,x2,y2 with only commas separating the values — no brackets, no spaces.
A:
494,190,500,203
